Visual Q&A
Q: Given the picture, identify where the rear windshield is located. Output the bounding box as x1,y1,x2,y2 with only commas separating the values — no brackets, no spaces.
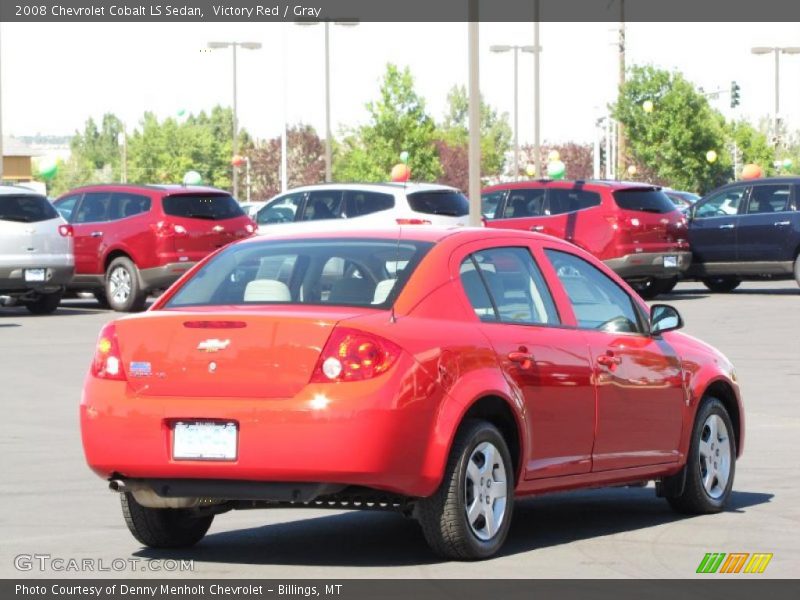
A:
407,191,469,217
162,193,245,221
165,238,434,309
613,189,676,214
0,194,59,223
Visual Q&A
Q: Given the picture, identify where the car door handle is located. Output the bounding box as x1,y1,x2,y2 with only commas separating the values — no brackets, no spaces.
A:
530,225,545,232
774,220,791,226
90,231,104,237
718,224,735,229
508,351,535,368
597,354,622,368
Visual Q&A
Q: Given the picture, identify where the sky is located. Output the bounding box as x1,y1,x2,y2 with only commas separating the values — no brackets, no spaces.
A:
1,21,799,146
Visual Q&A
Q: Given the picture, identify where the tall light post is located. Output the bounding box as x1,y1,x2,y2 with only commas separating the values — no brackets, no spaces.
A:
490,44,536,180
296,20,359,182
208,41,262,198
752,46,800,149
0,22,4,183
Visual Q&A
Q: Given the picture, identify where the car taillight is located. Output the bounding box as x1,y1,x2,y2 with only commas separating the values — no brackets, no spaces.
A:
396,218,432,225
245,222,256,234
154,221,187,236
310,327,402,383
58,225,74,237
91,323,126,381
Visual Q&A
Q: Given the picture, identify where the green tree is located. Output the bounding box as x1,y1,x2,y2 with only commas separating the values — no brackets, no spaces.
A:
612,65,731,193
726,120,775,179
334,64,441,182
439,85,512,177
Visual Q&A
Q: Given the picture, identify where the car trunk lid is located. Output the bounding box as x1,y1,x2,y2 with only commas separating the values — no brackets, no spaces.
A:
161,192,252,254
612,188,688,250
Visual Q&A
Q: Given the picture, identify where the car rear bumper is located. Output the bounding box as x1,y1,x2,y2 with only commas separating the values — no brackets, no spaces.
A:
0,265,74,294
139,261,196,291
604,251,692,279
80,360,445,499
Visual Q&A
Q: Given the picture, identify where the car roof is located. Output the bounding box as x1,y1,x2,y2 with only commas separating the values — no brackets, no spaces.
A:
275,182,460,194
483,179,662,193
59,183,229,196
0,184,44,196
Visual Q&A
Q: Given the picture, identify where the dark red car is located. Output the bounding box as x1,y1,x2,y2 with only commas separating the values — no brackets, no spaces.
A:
482,180,692,298
54,185,255,311
81,227,742,559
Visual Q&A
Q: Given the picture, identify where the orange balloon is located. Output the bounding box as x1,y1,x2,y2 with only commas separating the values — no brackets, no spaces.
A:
231,155,246,167
391,163,411,182
741,164,762,180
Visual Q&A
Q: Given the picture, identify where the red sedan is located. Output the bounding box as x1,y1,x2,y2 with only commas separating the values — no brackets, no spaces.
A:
80,227,743,560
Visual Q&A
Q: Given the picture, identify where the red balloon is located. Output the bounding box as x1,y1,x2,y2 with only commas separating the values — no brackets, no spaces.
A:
391,163,411,182
231,155,247,167
741,164,762,180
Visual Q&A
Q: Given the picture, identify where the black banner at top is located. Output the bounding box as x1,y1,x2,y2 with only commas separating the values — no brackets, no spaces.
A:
2,0,800,23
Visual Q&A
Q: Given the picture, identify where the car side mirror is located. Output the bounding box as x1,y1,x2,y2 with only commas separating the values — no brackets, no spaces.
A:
650,304,683,335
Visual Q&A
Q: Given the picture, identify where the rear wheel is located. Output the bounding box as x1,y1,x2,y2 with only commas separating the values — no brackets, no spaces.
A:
416,420,514,560
120,493,213,548
105,257,147,312
665,398,736,514
24,290,63,315
702,277,741,293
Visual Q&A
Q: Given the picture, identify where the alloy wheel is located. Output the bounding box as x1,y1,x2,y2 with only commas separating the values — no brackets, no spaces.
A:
464,441,508,541
109,267,132,304
698,414,732,499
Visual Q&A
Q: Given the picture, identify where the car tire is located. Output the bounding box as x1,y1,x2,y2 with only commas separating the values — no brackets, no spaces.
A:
653,276,679,295
794,254,800,288
24,290,63,315
93,291,110,309
665,398,736,514
702,277,741,293
416,420,514,560
120,492,213,549
105,257,147,312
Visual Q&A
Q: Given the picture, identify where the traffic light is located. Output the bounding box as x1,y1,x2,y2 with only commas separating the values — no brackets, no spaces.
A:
730,81,741,108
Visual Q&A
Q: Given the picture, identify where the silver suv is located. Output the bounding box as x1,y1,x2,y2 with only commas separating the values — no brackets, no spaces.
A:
0,186,74,314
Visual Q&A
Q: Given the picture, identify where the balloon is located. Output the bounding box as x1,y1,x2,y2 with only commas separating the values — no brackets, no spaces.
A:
741,164,762,180
706,150,717,164
399,151,409,164
642,100,654,113
627,165,637,176
391,163,411,182
36,158,58,181
547,149,560,162
782,158,793,169
231,155,246,167
183,170,203,185
525,164,536,177
547,160,566,180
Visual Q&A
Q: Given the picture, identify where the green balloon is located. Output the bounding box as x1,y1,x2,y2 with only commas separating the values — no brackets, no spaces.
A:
177,108,186,117
547,160,566,180
400,151,409,164
182,170,203,185
782,158,793,169
37,159,58,181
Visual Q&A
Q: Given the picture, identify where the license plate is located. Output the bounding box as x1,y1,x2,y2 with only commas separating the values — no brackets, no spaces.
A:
663,256,678,268
173,421,238,460
24,269,46,282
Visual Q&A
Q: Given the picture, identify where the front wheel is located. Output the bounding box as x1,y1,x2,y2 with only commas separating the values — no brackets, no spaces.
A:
416,420,514,560
665,398,736,514
121,493,213,548
702,277,741,293
24,290,63,315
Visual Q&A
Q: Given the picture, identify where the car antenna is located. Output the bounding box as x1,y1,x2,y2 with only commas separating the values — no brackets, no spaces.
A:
390,225,401,324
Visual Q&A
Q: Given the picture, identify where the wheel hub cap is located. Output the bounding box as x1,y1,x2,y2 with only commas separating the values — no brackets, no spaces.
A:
698,414,731,500
464,441,507,541
109,267,132,304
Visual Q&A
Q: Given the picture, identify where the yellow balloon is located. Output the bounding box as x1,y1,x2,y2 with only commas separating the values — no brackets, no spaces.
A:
547,150,560,162
627,165,638,176
525,164,536,177
706,150,718,164
643,100,654,113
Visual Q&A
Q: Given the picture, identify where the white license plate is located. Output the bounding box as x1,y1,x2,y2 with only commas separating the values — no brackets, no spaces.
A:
663,256,678,268
24,269,46,282
173,421,238,460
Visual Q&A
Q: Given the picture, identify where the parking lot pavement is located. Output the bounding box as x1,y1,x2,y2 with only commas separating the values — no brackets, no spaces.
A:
1,280,798,579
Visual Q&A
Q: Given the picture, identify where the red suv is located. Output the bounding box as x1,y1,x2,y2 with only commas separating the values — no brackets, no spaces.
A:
54,185,255,311
482,180,691,298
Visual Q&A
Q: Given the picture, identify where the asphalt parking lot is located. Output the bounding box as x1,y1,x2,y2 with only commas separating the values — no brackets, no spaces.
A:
1,280,798,579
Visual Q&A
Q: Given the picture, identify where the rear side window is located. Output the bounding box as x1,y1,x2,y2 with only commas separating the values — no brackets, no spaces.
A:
502,189,545,218
547,189,601,215
165,239,433,309
162,194,244,221
746,185,791,214
407,191,469,217
613,189,676,214
111,193,151,220
0,194,59,223
459,247,559,325
344,191,394,218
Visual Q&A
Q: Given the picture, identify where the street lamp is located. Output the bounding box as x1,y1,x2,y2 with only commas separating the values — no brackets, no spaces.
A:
207,40,262,198
295,20,359,182
490,44,537,180
751,46,800,148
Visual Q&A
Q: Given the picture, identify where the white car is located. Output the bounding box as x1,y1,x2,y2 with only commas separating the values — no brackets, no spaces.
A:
254,183,470,234
239,201,267,219
0,186,75,314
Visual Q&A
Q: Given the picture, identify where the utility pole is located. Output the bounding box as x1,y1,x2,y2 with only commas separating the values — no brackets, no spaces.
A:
616,0,626,179
0,22,4,183
533,0,541,178
467,2,481,226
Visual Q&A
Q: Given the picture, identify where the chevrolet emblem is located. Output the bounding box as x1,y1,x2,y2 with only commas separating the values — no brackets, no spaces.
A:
197,339,231,353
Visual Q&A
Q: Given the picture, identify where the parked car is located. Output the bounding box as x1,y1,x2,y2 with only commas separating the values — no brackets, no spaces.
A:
665,190,701,212
254,183,470,234
239,201,267,219
482,180,691,298
81,227,742,559
687,177,800,291
53,184,255,312
0,186,74,314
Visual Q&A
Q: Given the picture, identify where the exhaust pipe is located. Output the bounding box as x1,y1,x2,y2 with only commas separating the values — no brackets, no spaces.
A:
109,479,223,509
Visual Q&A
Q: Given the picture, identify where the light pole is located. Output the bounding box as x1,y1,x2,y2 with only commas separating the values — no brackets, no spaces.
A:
208,41,262,198
0,22,4,183
296,20,359,182
751,46,800,149
490,44,536,180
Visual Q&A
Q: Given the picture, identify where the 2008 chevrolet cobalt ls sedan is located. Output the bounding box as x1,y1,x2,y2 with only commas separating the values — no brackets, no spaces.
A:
81,227,743,559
